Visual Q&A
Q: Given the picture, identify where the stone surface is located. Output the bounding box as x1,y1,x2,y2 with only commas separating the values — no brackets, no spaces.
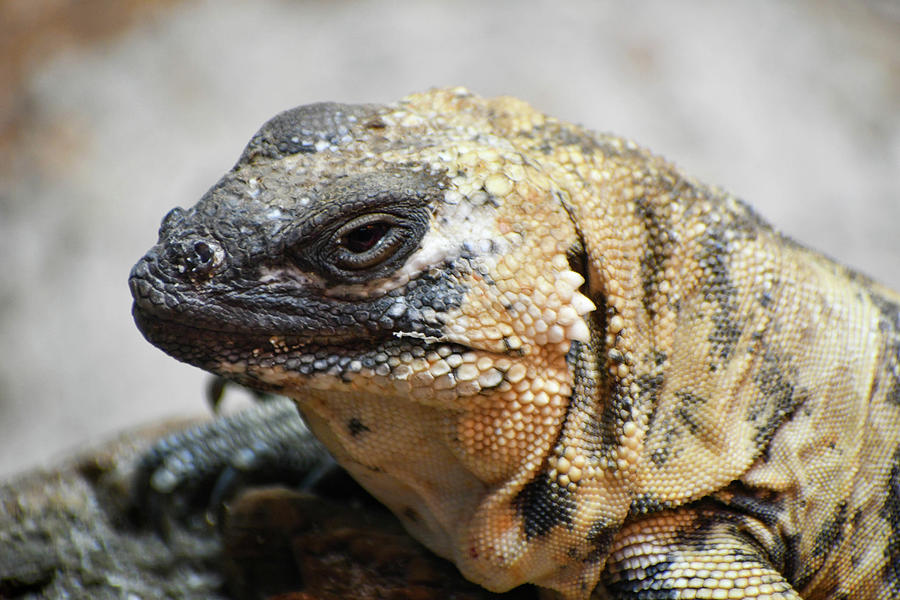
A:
0,420,225,599
0,421,534,599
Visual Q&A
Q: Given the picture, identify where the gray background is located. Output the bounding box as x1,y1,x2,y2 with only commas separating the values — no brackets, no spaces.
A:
2,0,898,477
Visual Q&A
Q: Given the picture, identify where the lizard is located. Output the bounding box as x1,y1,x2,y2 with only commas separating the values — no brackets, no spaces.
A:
129,87,900,599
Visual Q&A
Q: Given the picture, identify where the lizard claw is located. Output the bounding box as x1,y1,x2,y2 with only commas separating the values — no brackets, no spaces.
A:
131,396,334,531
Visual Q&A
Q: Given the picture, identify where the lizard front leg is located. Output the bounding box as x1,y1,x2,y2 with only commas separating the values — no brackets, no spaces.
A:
598,507,801,600
132,396,341,526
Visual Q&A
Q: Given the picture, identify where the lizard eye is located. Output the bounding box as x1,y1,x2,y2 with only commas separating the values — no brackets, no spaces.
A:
342,221,390,254
288,177,432,285
332,213,405,270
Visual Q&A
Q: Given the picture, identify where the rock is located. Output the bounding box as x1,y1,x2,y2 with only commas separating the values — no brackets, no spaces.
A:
0,421,536,600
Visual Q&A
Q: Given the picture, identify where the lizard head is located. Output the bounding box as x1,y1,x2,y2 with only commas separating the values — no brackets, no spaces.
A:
130,88,595,400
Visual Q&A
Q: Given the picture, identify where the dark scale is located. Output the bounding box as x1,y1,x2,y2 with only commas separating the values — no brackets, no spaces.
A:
628,494,671,515
583,521,616,564
696,223,743,365
789,503,849,591
513,473,576,540
671,390,707,436
347,418,371,437
750,349,803,447
882,447,900,592
634,195,675,321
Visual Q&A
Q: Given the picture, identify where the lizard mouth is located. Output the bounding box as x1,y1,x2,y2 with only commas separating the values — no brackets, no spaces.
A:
133,301,393,372
131,300,481,400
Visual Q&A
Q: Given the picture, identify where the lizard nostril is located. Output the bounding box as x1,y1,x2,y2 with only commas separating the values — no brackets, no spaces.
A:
193,241,214,265
174,238,222,279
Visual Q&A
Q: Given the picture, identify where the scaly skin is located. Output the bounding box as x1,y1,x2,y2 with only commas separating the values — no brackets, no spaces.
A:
130,88,900,599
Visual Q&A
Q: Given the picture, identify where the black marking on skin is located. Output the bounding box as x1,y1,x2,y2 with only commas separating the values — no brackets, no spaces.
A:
637,373,665,401
765,533,789,579
608,349,626,364
602,551,680,598
751,349,803,447
887,376,900,408
649,447,670,467
870,293,900,406
564,233,615,437
645,386,709,468
794,503,848,590
714,485,785,528
475,188,502,209
635,196,674,320
562,281,618,464
513,473,576,540
672,390,708,436
347,418,370,437
583,521,616,565
402,506,419,522
501,337,526,356
595,384,633,469
870,292,900,329
573,346,617,463
638,373,669,466
562,238,616,459
783,533,802,587
691,195,772,371
629,494,672,515
882,446,900,592
697,223,743,368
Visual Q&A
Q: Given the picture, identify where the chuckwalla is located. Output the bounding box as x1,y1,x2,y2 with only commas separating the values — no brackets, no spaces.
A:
130,88,900,599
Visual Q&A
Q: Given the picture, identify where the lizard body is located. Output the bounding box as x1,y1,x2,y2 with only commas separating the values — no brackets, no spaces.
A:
130,88,900,599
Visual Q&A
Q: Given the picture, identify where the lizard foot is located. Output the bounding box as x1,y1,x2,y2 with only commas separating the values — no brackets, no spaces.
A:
131,396,354,531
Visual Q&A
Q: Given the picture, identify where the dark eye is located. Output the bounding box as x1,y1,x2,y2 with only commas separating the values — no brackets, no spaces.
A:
333,213,405,270
342,221,391,253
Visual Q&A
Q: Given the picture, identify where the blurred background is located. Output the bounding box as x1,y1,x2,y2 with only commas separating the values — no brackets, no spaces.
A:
1,0,898,477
